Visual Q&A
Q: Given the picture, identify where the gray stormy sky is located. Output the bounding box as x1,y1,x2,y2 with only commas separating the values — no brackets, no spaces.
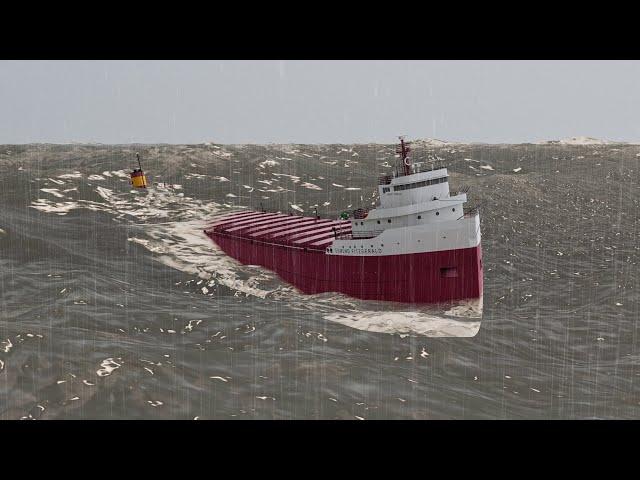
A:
2,60,640,144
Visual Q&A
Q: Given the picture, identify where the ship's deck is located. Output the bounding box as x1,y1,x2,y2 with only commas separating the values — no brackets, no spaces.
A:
204,211,352,251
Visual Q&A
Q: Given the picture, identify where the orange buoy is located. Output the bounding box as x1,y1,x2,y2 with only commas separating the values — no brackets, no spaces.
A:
130,153,148,188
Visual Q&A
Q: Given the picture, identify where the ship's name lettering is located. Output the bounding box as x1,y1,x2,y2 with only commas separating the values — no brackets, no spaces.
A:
334,247,383,255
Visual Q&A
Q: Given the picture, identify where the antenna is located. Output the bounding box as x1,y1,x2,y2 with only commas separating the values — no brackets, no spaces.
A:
136,153,142,171
395,136,412,176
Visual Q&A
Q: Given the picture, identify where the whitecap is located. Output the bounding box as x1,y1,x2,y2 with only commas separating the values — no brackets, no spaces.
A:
110,170,130,178
96,357,122,377
258,159,280,168
58,172,83,179
40,188,65,198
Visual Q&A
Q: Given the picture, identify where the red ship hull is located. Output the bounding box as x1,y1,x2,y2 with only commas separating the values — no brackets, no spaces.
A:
205,212,483,304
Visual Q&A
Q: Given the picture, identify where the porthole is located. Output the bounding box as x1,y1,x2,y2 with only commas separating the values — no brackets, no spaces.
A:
417,215,422,220
436,212,440,216
452,208,456,212
387,219,391,223
361,222,364,225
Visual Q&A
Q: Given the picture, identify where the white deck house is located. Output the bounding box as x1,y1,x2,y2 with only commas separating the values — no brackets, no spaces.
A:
326,139,481,257
353,168,466,234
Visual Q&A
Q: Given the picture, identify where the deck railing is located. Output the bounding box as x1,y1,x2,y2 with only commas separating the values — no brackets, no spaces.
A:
463,206,479,217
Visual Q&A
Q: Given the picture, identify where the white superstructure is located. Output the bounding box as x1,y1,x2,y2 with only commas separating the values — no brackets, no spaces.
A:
327,137,481,257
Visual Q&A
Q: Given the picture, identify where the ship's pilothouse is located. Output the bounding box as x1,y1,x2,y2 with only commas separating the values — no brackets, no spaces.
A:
349,137,468,239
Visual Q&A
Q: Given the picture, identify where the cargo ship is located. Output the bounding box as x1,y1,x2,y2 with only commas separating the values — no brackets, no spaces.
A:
204,137,483,304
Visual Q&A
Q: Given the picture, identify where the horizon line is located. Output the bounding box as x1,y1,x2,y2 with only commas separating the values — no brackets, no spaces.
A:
1,138,638,146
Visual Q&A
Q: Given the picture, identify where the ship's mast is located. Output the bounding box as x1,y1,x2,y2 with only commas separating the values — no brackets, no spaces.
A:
396,136,412,176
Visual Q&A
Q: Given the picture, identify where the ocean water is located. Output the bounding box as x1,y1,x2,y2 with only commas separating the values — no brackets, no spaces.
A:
0,142,638,419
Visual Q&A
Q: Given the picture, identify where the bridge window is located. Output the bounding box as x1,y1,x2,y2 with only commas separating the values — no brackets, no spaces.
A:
394,176,448,191
417,215,421,220
382,187,390,193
